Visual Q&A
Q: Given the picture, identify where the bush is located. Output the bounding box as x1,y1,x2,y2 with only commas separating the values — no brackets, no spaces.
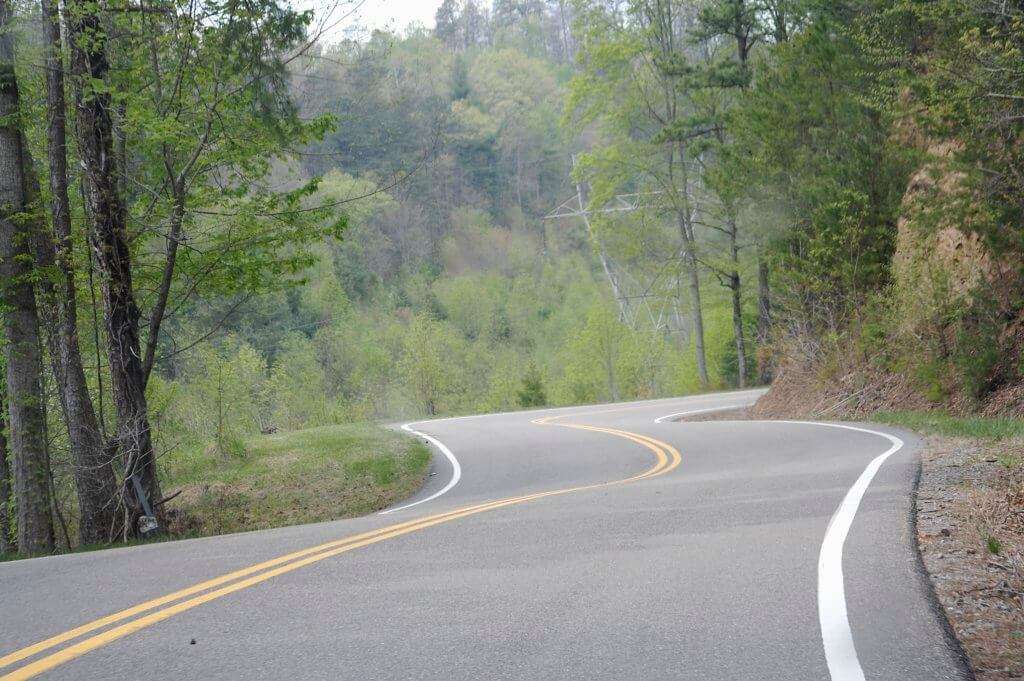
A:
516,365,547,407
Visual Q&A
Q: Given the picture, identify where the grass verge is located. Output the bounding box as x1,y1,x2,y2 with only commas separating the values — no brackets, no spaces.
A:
162,423,430,537
875,410,1024,441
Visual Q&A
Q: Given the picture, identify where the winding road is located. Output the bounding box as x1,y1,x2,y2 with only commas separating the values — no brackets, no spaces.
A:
0,390,971,680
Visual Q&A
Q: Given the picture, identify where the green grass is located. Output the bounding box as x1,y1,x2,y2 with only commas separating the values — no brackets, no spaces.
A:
160,423,430,537
0,424,429,560
986,535,1003,555
874,410,1024,441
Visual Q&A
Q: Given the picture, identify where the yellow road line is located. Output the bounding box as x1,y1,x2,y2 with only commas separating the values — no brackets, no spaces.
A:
0,498,516,670
1,417,680,680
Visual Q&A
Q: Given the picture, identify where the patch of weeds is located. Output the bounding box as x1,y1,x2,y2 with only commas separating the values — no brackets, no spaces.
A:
986,534,1003,555
220,435,248,459
912,359,950,403
875,410,1024,440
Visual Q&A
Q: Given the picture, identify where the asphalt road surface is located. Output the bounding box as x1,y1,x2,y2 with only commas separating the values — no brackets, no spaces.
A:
0,390,972,680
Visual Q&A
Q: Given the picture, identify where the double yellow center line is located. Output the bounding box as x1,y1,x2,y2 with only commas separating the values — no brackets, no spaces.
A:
0,414,681,680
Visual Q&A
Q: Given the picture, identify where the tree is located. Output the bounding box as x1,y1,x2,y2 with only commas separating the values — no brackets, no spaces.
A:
732,18,910,332
0,0,55,554
0,384,12,554
66,0,164,533
569,0,711,387
462,1,488,48
690,0,767,387
564,303,628,401
516,365,547,407
34,0,119,543
399,315,463,416
436,0,462,49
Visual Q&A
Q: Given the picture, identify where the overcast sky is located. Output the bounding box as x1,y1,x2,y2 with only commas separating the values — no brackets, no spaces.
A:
302,0,447,43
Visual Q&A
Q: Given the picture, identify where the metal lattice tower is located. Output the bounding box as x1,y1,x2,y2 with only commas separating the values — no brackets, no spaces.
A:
543,181,686,336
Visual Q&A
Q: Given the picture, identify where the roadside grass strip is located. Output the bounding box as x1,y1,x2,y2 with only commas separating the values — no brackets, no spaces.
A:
0,416,680,680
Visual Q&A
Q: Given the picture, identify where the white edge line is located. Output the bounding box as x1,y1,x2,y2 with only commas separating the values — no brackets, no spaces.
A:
652,405,747,423
684,418,900,681
790,420,903,681
380,424,462,515
405,388,769,427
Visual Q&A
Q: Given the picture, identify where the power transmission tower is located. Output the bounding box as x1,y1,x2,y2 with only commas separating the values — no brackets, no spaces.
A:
544,178,686,336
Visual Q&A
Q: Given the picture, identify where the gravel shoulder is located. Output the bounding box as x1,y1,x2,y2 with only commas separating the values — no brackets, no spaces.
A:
917,437,1024,680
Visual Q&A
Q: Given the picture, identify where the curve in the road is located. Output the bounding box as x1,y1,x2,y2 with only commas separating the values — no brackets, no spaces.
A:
0,413,684,681
653,413,908,681
380,424,463,514
801,421,905,681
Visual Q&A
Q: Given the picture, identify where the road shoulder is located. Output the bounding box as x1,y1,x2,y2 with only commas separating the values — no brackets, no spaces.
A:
916,436,1023,680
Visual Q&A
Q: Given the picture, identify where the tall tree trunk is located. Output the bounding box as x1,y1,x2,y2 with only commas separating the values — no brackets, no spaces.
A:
676,201,708,387
141,188,184,385
670,143,709,388
730,276,746,388
67,0,163,534
0,0,56,554
34,0,121,544
0,391,13,554
757,255,772,384
684,244,709,388
727,214,747,388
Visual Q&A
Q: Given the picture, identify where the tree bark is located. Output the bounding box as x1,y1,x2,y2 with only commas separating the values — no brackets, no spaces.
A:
67,0,163,533
0,391,13,554
675,190,708,388
0,0,56,555
683,241,709,388
34,0,121,544
141,188,184,386
670,144,709,389
757,255,773,384
727,214,747,388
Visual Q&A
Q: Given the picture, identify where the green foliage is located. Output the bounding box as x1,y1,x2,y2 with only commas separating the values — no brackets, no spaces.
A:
859,0,1024,262
516,365,547,408
733,18,914,326
874,411,1024,441
149,336,268,457
106,2,826,498
398,314,466,416
268,334,335,429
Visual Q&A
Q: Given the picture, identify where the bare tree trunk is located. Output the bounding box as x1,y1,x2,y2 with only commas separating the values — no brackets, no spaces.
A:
670,143,708,388
676,205,708,388
141,189,184,386
67,0,163,534
684,245,708,388
0,0,56,555
33,0,121,545
757,255,772,384
727,215,747,388
0,392,13,554
731,277,746,388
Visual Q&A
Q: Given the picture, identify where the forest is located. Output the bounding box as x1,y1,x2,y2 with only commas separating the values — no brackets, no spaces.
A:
1,0,1022,556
